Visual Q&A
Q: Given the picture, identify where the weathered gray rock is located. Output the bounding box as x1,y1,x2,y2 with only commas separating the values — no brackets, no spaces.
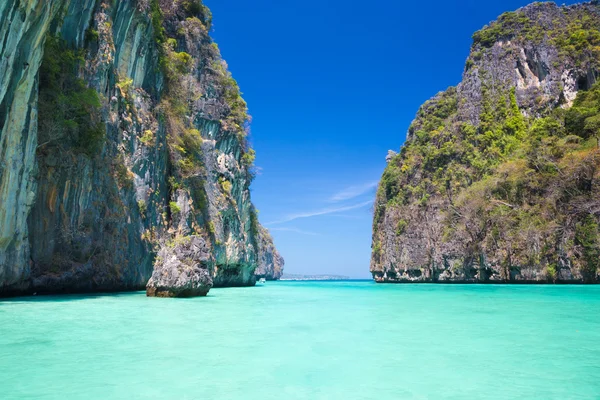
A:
385,150,398,163
0,0,282,296
255,225,285,281
146,236,213,298
0,0,73,294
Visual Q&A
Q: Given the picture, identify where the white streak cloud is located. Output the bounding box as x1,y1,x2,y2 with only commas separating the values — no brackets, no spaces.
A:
269,227,322,236
330,181,378,202
266,200,373,226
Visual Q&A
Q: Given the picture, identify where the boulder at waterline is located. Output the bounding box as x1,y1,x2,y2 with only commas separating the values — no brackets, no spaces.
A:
146,236,213,298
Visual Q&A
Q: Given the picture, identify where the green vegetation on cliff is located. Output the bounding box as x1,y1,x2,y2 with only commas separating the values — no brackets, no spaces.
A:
38,36,105,156
148,0,258,252
151,0,252,169
373,2,600,283
473,4,600,68
378,81,600,280
0,0,282,296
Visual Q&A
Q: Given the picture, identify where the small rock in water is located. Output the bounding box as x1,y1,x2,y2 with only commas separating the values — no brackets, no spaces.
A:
146,236,214,298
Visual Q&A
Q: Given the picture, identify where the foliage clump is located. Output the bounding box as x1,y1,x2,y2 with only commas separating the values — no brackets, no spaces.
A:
472,11,533,48
38,36,105,156
565,84,600,140
241,148,256,167
140,130,155,146
169,201,181,215
220,178,233,194
138,200,147,215
181,0,213,29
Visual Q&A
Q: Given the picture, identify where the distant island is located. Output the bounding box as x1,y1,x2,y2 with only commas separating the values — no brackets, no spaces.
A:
280,274,350,281
371,2,600,285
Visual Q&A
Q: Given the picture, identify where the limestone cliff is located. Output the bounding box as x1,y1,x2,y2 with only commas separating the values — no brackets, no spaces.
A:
255,226,284,281
372,2,600,283
0,0,283,296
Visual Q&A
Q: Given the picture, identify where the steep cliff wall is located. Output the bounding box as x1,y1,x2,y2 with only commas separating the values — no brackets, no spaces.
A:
0,0,69,293
255,226,284,281
372,2,600,284
0,0,282,295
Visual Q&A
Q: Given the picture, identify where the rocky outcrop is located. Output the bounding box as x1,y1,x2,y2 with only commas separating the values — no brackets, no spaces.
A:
0,0,282,296
255,226,284,281
372,2,600,284
0,0,74,294
146,236,213,298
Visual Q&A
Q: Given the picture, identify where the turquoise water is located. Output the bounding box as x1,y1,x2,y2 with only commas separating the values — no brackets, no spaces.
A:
2,282,600,399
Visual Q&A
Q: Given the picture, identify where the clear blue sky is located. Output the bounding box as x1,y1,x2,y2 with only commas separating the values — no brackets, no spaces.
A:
204,0,580,278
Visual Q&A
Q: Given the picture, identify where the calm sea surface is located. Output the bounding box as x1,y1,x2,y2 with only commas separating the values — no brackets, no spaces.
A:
1,281,600,399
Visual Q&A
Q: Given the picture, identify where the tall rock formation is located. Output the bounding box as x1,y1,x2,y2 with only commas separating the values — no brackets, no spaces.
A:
0,0,282,296
372,2,600,283
255,226,285,281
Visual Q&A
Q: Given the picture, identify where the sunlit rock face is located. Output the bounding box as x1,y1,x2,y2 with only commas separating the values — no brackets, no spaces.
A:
0,0,282,296
372,2,600,284
255,226,285,281
146,236,213,298
0,0,69,293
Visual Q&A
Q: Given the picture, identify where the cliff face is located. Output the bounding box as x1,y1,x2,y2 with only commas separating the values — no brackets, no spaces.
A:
0,0,282,296
372,2,600,283
255,226,284,281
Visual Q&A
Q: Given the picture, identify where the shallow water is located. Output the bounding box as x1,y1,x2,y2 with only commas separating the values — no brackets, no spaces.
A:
1,281,600,399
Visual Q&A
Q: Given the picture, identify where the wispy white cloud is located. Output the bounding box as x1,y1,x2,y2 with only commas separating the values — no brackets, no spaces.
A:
323,214,367,220
330,181,378,202
266,200,373,226
269,227,322,236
